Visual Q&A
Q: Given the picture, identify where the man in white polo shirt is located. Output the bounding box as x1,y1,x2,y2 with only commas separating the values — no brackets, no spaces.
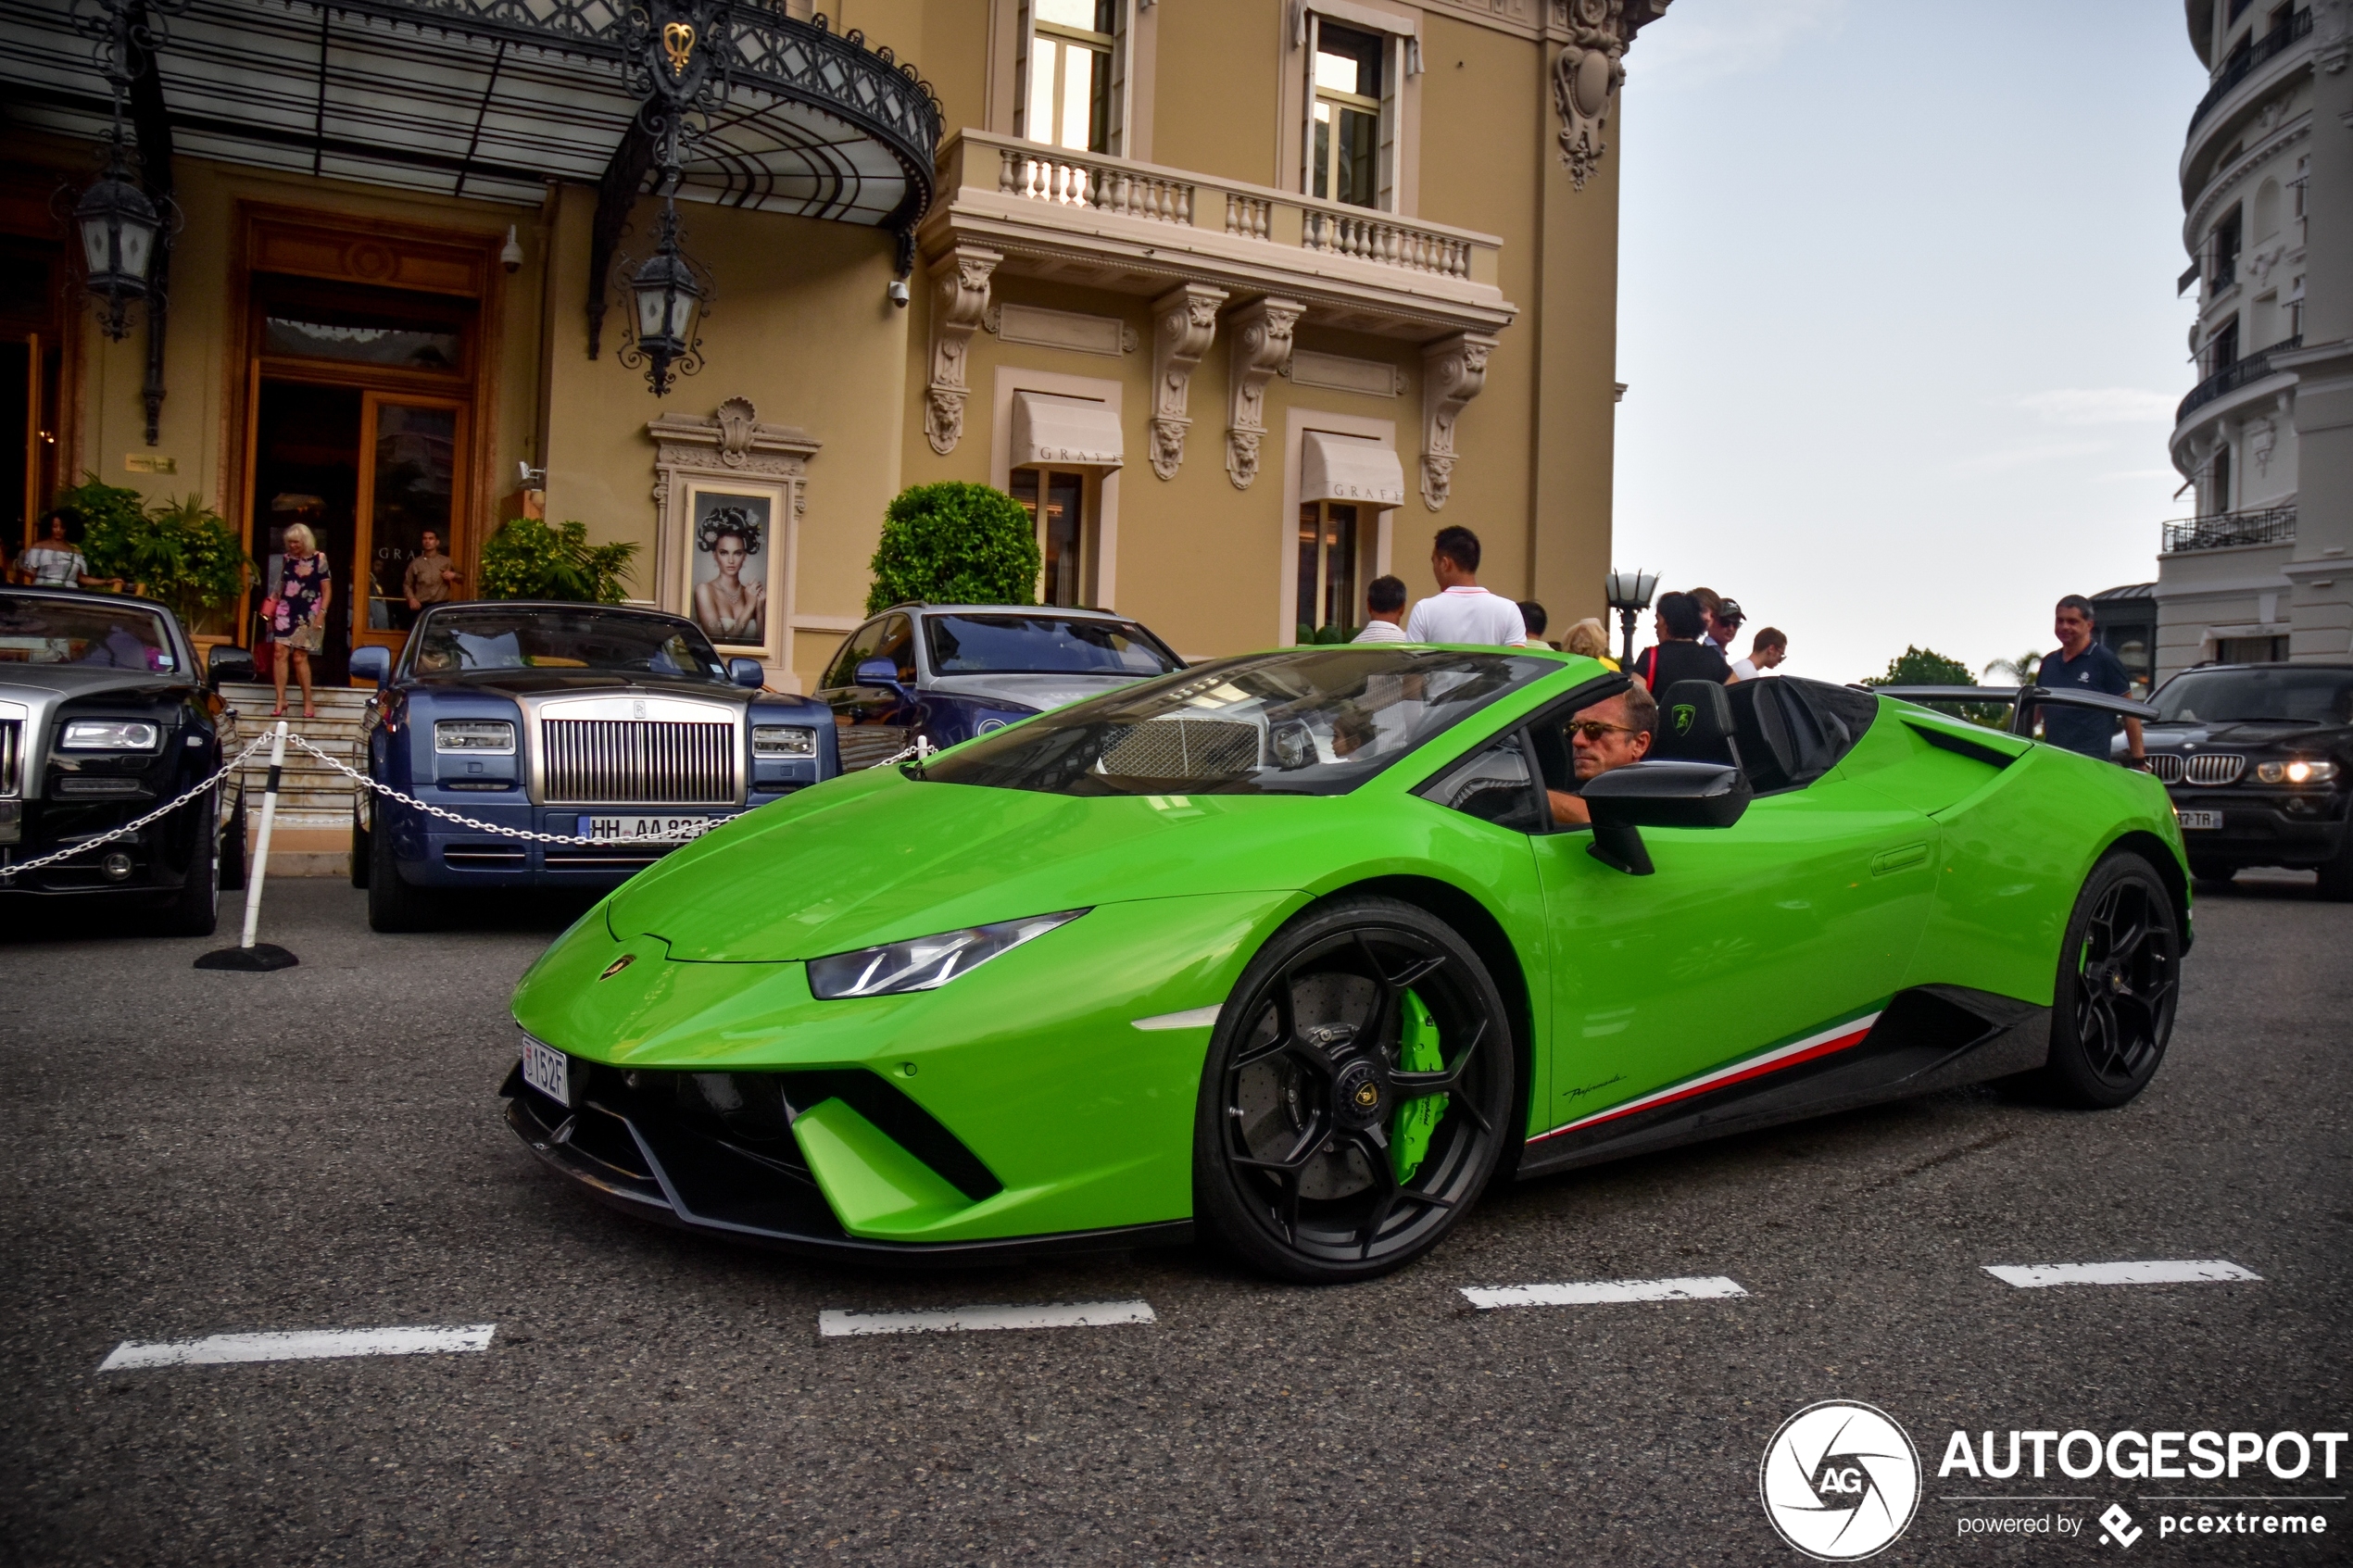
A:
1402,526,1529,647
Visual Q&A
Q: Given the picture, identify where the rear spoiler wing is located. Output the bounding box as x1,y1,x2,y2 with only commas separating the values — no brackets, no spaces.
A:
1868,684,2158,738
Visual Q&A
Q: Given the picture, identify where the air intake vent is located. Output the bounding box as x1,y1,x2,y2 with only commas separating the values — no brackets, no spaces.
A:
542,720,736,805
2183,753,2245,786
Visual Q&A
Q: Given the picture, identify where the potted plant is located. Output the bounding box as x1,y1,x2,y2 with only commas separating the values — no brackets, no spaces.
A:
478,517,640,603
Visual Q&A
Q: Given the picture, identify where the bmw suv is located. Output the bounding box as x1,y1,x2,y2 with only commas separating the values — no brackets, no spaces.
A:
2124,662,2353,897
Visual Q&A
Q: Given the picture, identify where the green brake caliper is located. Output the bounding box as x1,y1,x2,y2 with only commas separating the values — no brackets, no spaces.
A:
1390,988,1447,1184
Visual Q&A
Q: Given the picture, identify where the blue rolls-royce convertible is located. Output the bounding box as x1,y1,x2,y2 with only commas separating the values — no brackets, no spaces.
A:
816,603,1184,770
350,602,837,931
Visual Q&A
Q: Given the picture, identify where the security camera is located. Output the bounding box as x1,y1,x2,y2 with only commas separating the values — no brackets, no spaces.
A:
500,225,523,273
887,278,911,308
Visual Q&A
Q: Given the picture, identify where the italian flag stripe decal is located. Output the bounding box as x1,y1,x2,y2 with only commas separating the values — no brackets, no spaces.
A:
1528,1007,1886,1145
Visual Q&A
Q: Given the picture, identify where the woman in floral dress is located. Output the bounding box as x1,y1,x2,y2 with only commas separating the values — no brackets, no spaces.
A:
268,522,333,719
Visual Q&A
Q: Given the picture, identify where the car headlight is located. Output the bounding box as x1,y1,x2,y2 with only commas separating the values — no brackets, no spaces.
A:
807,909,1088,999
2256,759,2338,785
434,719,516,754
60,719,160,751
753,724,816,757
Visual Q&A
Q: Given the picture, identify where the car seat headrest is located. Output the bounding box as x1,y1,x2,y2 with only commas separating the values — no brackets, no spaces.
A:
1657,681,1735,748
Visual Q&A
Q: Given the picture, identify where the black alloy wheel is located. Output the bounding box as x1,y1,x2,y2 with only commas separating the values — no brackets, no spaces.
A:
151,786,221,937
366,810,440,933
2037,852,2180,1109
1193,896,1516,1283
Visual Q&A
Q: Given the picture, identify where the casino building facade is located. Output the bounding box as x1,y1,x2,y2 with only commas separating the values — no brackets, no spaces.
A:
4,0,1671,687
2158,0,2353,679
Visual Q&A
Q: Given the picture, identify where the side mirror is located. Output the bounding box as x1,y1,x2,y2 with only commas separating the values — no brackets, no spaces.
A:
348,646,392,690
727,657,766,689
206,645,258,688
1579,760,1752,876
855,657,911,696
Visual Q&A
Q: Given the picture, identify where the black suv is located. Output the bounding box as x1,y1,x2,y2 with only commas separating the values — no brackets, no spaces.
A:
2126,662,2353,897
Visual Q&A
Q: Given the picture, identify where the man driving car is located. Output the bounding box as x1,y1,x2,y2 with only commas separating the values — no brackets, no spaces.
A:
1546,684,1656,826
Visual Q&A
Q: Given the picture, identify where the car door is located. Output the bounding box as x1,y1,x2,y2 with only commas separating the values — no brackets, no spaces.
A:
819,613,918,771
1523,696,1942,1138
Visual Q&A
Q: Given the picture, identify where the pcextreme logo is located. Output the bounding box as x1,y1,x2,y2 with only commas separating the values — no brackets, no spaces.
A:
1760,1400,1923,1561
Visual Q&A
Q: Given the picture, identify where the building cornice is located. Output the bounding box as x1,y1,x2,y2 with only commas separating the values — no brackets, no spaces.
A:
2181,28,2312,183
2171,366,2299,460
2184,115,2311,246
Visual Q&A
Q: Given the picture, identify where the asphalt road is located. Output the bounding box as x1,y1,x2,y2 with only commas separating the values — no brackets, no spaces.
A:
2,873,2347,1567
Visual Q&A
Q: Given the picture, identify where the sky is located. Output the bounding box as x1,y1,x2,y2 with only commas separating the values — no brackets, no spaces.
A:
1611,0,2211,684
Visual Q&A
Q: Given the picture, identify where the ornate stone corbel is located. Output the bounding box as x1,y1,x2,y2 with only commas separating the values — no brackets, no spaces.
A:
1420,332,1495,512
925,245,1000,456
1149,282,1228,480
2316,0,2352,72
1552,0,1671,190
1224,296,1303,490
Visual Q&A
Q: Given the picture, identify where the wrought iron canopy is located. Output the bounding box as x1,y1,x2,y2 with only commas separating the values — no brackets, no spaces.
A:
3,0,940,232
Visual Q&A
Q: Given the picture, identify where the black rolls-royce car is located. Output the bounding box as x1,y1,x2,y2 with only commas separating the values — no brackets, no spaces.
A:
0,587,253,935
2122,662,2353,897
350,601,838,931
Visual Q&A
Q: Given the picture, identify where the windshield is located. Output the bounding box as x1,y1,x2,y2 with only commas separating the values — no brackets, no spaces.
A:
0,594,178,672
410,608,724,680
2152,667,2353,725
919,646,1553,797
925,613,1181,677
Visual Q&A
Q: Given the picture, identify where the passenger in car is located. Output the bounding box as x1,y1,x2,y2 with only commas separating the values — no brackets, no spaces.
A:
1545,683,1657,826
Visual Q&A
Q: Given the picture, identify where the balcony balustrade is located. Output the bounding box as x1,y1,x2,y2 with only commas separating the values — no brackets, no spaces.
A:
2178,335,2299,424
2189,8,2311,136
2161,505,2297,555
929,131,1509,337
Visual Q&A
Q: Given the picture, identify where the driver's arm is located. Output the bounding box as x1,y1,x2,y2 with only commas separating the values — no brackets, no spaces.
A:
1548,788,1590,826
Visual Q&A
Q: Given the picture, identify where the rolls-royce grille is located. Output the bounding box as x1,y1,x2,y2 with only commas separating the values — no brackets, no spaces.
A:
2183,753,2245,786
542,720,736,805
2145,753,2183,784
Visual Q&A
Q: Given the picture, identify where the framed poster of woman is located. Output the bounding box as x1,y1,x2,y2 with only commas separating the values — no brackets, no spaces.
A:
675,481,787,661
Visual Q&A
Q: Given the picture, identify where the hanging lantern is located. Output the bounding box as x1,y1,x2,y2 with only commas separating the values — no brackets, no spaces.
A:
622,202,705,395
75,146,160,341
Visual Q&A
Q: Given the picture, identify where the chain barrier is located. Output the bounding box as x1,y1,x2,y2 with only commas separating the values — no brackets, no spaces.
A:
0,733,273,879
280,733,713,846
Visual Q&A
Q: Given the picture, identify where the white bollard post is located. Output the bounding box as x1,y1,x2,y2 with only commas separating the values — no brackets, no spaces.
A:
239,719,287,948
197,719,298,971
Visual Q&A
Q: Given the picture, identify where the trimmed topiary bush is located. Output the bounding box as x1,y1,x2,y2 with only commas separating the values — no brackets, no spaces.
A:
478,518,639,604
866,482,1038,615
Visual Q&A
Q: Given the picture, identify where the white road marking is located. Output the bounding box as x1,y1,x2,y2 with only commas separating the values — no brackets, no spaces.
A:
96,1323,497,1372
1460,1275,1749,1310
1983,1260,2261,1289
818,1300,1157,1337
1131,1004,1222,1032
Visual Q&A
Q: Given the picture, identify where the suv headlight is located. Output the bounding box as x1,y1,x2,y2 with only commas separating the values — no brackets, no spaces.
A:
2255,759,2338,785
434,719,516,754
807,909,1088,999
60,719,160,751
753,724,816,757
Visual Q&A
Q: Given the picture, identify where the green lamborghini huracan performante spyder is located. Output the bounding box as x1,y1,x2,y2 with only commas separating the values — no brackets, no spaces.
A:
503,648,2189,1282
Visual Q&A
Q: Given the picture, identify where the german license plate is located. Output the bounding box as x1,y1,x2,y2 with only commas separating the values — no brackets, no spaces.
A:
2177,809,2222,831
521,1037,572,1107
581,814,715,842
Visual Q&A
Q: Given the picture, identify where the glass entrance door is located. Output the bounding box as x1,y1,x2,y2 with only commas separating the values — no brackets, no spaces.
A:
1297,501,1364,643
353,393,464,649
1010,466,1089,607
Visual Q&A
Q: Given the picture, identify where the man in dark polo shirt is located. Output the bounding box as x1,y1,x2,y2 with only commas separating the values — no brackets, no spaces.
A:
2032,595,2145,764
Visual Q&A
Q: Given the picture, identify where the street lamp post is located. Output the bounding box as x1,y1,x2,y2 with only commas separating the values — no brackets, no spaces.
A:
1604,568,1658,669
613,0,727,395
73,141,159,341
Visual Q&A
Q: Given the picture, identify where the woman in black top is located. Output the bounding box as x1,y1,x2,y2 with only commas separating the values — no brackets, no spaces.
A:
1632,591,1731,692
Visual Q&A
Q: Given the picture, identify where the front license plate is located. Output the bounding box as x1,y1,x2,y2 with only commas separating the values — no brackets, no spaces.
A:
581,814,715,842
521,1037,573,1108
2177,809,2223,831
